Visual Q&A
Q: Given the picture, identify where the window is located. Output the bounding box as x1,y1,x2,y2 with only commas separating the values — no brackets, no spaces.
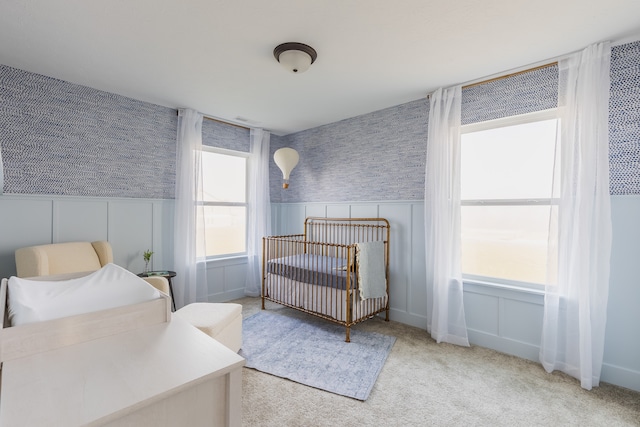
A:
460,110,558,286
200,148,248,258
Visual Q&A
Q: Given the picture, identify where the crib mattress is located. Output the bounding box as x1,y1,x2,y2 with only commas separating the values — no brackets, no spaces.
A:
266,254,355,290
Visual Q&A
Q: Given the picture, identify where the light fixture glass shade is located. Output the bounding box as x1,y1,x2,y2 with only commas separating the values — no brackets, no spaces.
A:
274,42,317,74
274,147,299,189
278,50,312,73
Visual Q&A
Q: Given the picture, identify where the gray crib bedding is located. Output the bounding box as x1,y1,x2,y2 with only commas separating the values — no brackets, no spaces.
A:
266,254,356,290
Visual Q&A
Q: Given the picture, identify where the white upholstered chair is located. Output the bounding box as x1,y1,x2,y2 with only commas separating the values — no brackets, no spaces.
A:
14,241,170,295
14,241,243,352
174,302,243,353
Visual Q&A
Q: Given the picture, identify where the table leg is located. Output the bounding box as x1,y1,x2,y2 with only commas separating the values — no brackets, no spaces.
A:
166,277,176,311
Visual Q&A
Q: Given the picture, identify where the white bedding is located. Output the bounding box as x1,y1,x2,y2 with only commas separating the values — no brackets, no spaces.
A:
356,241,387,300
7,263,161,326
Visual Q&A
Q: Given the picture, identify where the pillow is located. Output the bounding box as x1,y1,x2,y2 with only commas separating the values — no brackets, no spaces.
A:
7,263,161,326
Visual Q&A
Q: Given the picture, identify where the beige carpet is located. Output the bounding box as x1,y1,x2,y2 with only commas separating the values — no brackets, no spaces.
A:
235,297,640,427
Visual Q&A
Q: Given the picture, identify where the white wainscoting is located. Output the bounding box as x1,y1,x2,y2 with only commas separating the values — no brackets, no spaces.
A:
0,194,174,278
1,195,637,391
272,198,640,392
204,256,248,303
0,194,247,305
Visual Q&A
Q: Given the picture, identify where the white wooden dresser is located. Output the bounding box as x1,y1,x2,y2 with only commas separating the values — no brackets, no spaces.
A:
0,278,244,426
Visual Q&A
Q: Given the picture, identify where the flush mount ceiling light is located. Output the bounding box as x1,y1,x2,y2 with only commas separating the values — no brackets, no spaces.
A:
273,42,317,74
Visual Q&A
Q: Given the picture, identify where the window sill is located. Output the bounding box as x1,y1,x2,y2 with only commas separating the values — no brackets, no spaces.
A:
462,277,546,297
199,255,248,266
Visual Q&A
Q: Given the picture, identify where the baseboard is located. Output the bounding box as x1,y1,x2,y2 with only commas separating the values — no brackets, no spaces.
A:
208,288,246,303
601,362,640,392
467,329,540,362
388,308,428,330
467,329,640,392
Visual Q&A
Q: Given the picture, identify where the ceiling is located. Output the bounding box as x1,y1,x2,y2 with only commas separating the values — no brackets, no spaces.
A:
1,0,640,136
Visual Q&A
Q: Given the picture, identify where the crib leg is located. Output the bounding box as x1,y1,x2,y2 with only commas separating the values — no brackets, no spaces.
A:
385,307,389,322
261,295,265,310
345,326,351,343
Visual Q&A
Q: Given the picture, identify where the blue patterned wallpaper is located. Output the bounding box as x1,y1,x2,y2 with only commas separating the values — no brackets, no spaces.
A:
0,65,251,198
0,65,177,198
271,40,640,202
202,119,250,152
271,99,429,203
1,40,638,201
461,65,558,125
270,66,556,203
609,41,640,195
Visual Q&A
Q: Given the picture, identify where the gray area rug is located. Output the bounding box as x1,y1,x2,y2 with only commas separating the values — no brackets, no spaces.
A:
239,311,395,400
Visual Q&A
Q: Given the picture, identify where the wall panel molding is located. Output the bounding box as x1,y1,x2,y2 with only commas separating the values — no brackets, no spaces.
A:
0,194,173,279
273,198,640,392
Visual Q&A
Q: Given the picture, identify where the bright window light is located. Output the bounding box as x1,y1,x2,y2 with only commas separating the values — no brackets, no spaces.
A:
461,111,558,286
199,150,248,257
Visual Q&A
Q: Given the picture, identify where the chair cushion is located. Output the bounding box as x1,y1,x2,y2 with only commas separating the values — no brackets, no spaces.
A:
175,303,242,337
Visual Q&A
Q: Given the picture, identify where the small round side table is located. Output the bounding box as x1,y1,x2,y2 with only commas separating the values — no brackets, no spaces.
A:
138,270,177,311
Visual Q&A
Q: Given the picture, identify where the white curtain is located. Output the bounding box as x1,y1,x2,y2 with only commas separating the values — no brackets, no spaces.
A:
540,42,613,390
174,108,208,309
424,86,469,347
244,128,271,297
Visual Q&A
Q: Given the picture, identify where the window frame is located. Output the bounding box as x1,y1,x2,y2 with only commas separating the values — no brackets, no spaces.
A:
200,146,250,260
460,109,559,289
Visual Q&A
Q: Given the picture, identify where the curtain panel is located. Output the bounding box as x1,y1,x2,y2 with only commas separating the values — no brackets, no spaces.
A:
174,108,208,308
245,128,271,296
424,86,470,347
540,42,613,390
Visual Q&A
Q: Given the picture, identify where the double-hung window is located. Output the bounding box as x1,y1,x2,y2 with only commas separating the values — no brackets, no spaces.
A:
199,148,248,258
460,110,559,287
